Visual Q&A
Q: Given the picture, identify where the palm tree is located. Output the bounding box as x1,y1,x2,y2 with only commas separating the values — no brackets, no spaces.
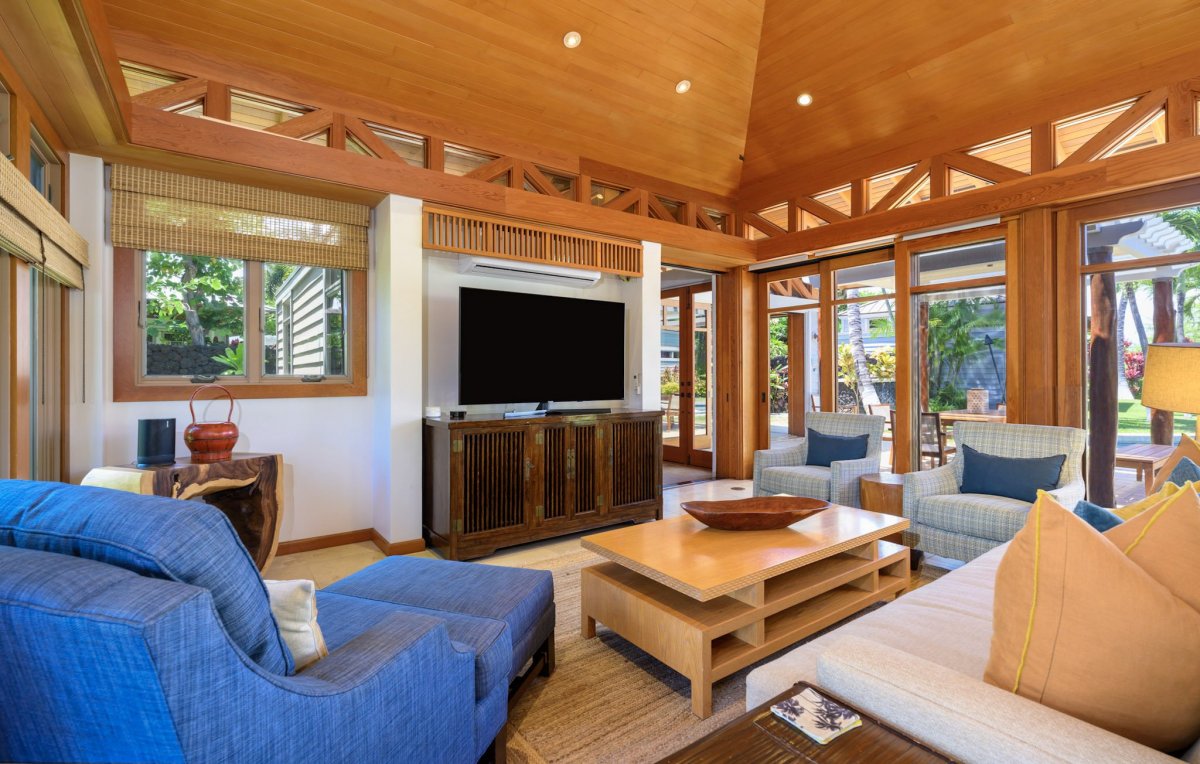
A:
844,292,879,411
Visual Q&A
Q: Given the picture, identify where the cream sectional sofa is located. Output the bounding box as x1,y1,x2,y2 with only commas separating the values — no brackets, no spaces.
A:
745,545,1199,764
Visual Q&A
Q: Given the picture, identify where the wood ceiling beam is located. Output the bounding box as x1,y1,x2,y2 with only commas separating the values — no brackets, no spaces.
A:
941,150,1026,184
520,161,559,196
743,211,786,237
602,187,642,213
264,108,334,139
1059,88,1168,167
344,115,402,161
870,159,931,213
696,208,720,232
1166,81,1198,143
756,135,1200,261
463,156,514,183
123,103,756,264
793,195,847,223
850,179,868,217
645,193,676,222
204,81,230,121
132,77,208,110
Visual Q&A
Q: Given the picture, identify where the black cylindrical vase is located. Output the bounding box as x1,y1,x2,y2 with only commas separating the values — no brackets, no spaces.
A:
137,418,176,467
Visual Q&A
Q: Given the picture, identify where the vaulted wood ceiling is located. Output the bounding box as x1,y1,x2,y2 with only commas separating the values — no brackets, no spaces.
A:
44,1,1200,209
99,0,766,198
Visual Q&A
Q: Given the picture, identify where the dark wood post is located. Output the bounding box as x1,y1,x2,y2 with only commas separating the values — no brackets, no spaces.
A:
1150,278,1176,444
1087,246,1118,507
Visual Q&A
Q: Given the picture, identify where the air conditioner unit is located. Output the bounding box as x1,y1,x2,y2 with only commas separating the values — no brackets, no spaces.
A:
456,255,603,288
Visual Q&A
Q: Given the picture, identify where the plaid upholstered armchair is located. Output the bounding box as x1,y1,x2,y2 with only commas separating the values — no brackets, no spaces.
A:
753,412,885,508
902,421,1087,562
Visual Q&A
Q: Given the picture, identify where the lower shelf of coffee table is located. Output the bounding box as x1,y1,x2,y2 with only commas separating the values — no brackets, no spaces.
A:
581,538,910,717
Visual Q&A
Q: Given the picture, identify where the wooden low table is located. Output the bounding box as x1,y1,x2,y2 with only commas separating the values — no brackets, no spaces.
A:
660,681,951,762
1115,443,1176,496
580,505,909,718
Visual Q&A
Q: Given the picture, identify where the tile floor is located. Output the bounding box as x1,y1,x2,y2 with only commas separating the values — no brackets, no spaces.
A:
263,478,756,587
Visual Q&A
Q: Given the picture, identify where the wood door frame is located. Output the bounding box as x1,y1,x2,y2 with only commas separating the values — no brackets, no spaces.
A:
1055,179,1200,430
894,222,1018,473
661,283,716,468
757,262,822,449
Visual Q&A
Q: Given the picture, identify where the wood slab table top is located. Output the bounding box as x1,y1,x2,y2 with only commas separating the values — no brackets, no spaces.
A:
581,506,908,602
935,409,1006,425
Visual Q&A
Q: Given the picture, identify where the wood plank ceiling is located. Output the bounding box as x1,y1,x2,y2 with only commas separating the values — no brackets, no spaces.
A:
99,0,766,198
738,0,1200,208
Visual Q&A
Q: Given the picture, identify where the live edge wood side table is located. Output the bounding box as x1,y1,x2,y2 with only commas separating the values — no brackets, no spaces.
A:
92,453,283,571
660,681,952,763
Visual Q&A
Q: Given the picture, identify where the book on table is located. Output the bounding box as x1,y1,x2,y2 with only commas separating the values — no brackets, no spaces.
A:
769,687,862,745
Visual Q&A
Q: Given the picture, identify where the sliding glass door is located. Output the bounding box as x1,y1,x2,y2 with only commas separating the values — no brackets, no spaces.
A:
1065,191,1200,505
762,266,821,445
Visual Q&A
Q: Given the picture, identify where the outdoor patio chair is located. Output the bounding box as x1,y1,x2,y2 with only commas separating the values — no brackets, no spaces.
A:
753,411,885,508
919,411,956,468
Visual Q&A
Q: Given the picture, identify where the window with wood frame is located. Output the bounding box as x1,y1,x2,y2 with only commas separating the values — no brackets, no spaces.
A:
110,165,369,401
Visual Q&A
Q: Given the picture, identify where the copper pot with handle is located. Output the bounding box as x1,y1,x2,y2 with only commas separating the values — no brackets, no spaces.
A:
183,384,239,463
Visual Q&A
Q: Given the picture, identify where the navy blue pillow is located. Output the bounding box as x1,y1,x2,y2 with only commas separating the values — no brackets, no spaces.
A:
806,428,869,468
958,444,1067,504
1073,500,1124,532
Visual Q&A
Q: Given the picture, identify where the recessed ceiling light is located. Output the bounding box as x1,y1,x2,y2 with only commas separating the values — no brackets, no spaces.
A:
675,79,692,94
796,93,813,106
563,31,582,49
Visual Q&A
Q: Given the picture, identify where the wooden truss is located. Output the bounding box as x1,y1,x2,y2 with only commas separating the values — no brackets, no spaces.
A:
129,66,738,242
747,76,1200,259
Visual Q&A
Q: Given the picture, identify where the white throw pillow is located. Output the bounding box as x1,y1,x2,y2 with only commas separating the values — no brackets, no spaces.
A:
264,579,329,670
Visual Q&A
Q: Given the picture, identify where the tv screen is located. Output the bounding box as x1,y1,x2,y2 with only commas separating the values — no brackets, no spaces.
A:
459,287,625,405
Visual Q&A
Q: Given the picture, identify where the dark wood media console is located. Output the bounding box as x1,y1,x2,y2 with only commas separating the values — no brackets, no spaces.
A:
424,410,663,560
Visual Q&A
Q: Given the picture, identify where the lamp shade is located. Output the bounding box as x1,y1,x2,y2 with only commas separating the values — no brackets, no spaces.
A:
1141,343,1200,414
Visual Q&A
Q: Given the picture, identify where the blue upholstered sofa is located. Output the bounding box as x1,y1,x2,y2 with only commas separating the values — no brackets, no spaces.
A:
0,480,555,763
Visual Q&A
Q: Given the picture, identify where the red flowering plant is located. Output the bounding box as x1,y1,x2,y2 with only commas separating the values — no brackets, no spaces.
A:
1123,340,1145,398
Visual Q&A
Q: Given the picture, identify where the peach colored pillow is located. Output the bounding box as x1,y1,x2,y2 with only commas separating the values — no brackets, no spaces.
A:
1104,482,1200,613
985,491,1200,751
1111,481,1181,521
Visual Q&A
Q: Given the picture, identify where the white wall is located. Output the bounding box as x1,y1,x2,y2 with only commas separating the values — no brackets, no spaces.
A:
67,155,425,544
66,152,657,545
423,248,660,414
372,196,424,544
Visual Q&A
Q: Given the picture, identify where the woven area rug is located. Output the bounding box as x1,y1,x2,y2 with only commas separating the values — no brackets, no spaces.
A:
505,550,947,763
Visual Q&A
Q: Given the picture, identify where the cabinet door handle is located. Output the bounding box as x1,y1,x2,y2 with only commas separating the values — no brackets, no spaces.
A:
524,457,532,482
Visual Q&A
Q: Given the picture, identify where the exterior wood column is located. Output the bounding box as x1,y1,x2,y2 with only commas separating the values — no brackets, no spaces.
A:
1150,278,1176,444
1086,246,1118,507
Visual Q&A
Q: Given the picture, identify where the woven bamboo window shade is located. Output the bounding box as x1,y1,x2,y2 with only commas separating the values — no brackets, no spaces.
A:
0,156,89,289
110,165,370,271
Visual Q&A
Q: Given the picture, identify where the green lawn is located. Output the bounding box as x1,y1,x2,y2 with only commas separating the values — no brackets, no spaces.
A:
1117,400,1197,436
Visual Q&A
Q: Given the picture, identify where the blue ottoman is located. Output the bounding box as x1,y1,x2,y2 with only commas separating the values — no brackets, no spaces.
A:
324,556,556,693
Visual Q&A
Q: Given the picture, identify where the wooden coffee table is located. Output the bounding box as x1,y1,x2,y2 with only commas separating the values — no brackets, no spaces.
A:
580,505,909,718
660,681,951,762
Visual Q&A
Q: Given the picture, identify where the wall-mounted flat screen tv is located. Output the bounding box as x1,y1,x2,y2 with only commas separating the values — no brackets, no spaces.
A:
459,287,625,405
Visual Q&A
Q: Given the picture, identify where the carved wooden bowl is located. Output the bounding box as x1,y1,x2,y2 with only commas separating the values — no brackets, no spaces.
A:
681,496,831,531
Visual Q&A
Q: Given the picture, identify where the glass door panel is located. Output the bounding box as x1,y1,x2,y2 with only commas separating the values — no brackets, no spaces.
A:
1080,203,1200,505
692,290,714,466
765,271,821,445
660,293,683,461
908,238,1007,471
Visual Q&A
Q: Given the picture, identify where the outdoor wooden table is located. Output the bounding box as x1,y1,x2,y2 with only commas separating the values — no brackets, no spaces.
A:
936,409,1007,426
1115,443,1176,496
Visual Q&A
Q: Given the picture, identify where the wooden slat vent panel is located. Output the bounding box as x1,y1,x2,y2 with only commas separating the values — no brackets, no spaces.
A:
575,425,597,515
611,420,659,507
543,426,567,521
463,429,526,534
424,205,642,277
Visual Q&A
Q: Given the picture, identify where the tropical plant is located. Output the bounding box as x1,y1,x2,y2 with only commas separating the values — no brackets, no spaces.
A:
925,297,1005,411
144,251,244,346
768,316,789,413
1123,340,1145,398
867,348,896,382
1161,209,1200,339
211,341,245,376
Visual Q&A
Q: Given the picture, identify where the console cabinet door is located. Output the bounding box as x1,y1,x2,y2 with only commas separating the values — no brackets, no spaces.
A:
610,417,662,510
536,422,604,526
456,426,531,537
